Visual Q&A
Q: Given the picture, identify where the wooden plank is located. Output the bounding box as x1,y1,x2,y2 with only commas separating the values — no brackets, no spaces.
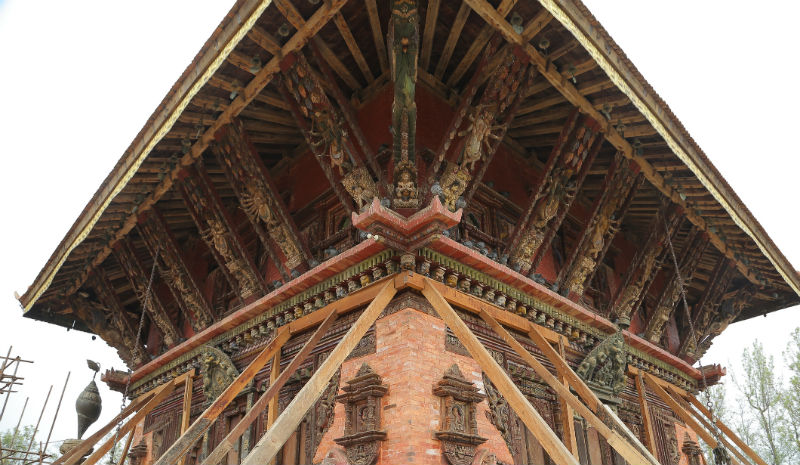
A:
365,0,388,73
81,379,180,465
177,369,195,465
477,308,656,465
201,308,339,465
152,328,291,465
248,25,282,56
434,2,471,79
642,373,717,447
667,388,751,465
266,351,280,465
635,371,657,456
52,391,156,465
683,390,767,465
115,429,135,465
558,337,578,458
333,13,374,82
241,281,398,464
420,0,440,71
421,280,578,465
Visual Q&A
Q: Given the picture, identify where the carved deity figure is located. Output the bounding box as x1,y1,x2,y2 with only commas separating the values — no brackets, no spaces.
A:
241,180,302,268
392,162,418,208
510,179,567,270
438,162,472,211
457,104,503,171
388,0,418,164
343,166,379,211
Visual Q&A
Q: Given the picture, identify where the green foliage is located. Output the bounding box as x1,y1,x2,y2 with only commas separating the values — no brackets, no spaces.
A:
782,328,800,456
0,425,55,465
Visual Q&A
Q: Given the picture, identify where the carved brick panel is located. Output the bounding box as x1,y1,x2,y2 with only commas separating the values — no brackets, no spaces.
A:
334,363,388,465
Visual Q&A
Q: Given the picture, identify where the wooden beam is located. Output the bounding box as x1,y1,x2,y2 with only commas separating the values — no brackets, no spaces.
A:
458,0,767,287
81,378,181,465
477,308,656,465
266,352,280,465
52,391,156,465
138,208,215,330
177,369,195,465
446,0,516,86
56,0,348,303
332,13,374,82
113,238,180,347
421,279,579,465
434,1,471,80
364,0,388,73
152,327,291,465
200,308,338,465
419,0,440,71
642,372,717,447
667,388,752,465
241,281,398,464
683,390,767,465
248,25,281,56
635,371,657,457
557,337,578,458
115,429,135,465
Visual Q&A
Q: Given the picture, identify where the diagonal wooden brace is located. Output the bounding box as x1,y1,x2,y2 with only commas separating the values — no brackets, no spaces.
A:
478,309,657,465
201,308,339,465
421,278,579,465
152,327,291,465
241,281,398,465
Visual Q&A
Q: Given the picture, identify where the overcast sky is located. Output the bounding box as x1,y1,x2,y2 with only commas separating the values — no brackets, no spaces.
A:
0,0,798,451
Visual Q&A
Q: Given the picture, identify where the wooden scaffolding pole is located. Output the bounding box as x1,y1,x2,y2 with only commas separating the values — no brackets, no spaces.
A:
476,306,656,465
635,370,658,456
665,387,751,465
557,337,578,457
421,279,579,465
201,308,339,465
241,281,397,465
177,368,195,465
152,328,291,465
681,390,767,465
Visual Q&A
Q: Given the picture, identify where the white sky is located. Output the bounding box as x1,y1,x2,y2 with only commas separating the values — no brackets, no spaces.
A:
0,0,797,450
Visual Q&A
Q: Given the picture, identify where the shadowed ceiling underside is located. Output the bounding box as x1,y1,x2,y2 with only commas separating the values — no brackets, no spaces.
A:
18,0,799,346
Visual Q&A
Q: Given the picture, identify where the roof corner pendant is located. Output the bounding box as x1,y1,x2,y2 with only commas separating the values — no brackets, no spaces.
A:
389,0,420,210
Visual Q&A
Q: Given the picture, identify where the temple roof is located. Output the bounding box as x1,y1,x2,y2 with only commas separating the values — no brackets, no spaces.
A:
18,0,800,324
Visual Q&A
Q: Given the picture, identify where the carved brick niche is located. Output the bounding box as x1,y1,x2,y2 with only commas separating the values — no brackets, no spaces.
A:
334,363,388,465
433,364,487,465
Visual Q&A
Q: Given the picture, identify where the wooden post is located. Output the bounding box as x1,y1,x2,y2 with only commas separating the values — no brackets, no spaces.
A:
152,327,291,465
266,352,280,465
80,377,181,465
52,390,157,465
525,325,660,464
635,371,657,456
557,336,578,457
666,388,751,465
116,429,135,465
241,281,397,465
177,368,195,465
642,373,718,447
477,308,656,465
422,280,579,465
681,390,765,465
201,308,339,465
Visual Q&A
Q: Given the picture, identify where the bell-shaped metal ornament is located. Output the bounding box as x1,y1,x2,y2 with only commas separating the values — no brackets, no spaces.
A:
712,446,731,465
76,360,103,439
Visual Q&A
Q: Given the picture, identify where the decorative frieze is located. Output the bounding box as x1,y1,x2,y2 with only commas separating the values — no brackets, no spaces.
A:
200,345,239,406
576,331,627,406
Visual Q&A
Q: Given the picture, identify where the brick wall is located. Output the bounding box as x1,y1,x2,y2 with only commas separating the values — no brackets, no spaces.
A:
313,306,513,465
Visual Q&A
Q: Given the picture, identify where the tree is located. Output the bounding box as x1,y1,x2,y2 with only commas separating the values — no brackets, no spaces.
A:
734,340,791,465
0,425,55,465
782,328,800,457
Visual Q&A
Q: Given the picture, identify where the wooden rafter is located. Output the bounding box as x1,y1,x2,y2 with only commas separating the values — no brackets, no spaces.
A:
419,0,440,71
458,0,769,287
138,207,215,331
179,162,267,301
214,118,311,274
51,0,348,307
113,238,180,347
364,0,388,73
434,1,471,80
332,13,374,82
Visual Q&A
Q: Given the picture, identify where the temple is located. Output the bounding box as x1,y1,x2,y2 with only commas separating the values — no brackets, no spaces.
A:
18,1,799,464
